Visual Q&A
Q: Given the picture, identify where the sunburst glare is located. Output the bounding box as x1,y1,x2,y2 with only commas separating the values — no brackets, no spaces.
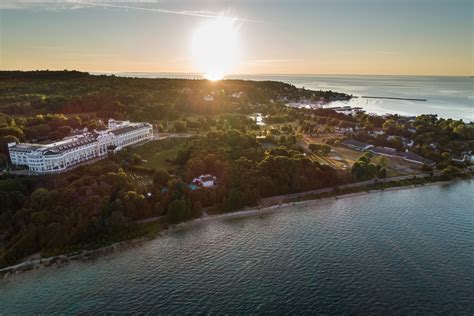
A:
191,16,240,80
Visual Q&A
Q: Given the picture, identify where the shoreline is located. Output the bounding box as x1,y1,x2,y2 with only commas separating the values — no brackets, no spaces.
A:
167,179,458,231
1,176,470,278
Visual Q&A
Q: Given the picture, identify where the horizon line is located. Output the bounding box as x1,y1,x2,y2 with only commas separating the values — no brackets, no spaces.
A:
1,69,472,78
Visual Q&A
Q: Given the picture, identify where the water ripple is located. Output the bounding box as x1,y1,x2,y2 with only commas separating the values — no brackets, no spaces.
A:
0,181,473,314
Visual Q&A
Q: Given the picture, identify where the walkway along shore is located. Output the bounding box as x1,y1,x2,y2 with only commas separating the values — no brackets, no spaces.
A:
1,172,471,278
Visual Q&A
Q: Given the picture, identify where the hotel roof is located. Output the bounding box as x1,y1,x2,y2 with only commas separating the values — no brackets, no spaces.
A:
9,121,151,155
112,125,139,136
111,123,150,136
43,134,98,155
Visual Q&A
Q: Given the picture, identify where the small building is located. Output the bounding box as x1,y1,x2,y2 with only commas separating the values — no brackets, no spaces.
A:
335,127,353,134
341,139,372,152
191,174,217,188
404,139,414,147
370,129,385,136
203,94,214,102
231,91,243,98
451,154,472,165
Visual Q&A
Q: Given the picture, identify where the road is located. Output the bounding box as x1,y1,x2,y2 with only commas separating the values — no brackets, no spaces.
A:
154,132,196,139
260,173,436,205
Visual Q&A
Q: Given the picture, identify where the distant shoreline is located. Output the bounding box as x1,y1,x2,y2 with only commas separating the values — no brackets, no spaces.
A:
89,72,472,78
1,174,471,278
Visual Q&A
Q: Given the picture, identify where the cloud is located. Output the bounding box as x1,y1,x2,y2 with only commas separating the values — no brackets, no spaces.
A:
0,0,252,22
77,1,223,19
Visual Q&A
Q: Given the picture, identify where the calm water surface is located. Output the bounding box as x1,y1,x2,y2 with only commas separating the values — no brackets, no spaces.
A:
1,181,473,314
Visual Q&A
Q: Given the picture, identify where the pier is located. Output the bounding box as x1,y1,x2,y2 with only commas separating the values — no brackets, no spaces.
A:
362,96,427,102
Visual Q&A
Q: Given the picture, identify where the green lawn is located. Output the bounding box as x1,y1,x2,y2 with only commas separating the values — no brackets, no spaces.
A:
130,138,188,170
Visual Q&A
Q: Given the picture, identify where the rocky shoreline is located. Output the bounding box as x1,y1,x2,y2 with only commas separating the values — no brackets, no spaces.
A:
0,237,152,278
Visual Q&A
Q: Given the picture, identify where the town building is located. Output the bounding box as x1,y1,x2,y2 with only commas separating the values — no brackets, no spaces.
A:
395,151,435,166
369,146,435,166
341,139,373,152
369,146,397,157
342,139,435,166
325,105,365,117
8,119,154,173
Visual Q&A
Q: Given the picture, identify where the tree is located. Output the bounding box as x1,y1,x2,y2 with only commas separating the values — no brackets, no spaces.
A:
173,121,187,133
185,158,205,182
57,126,73,139
377,167,387,179
421,164,433,172
309,143,331,156
319,144,331,156
225,187,242,211
167,199,189,224
351,154,378,181
66,116,82,129
44,222,64,249
382,119,397,135
153,169,171,187
129,154,143,166
0,135,19,155
48,131,62,141
176,148,190,164
191,201,203,218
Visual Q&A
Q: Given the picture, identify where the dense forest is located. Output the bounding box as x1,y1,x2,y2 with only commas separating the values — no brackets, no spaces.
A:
0,71,349,267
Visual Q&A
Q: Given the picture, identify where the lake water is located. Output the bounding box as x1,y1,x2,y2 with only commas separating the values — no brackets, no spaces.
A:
237,75,473,122
1,181,473,314
99,73,473,122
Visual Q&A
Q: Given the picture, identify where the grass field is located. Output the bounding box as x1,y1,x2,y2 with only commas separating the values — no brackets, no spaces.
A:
130,137,188,170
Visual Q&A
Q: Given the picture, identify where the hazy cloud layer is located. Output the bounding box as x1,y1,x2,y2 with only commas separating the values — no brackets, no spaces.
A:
0,0,251,21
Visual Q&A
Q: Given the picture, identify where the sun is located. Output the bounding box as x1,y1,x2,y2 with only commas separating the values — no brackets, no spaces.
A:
191,16,240,80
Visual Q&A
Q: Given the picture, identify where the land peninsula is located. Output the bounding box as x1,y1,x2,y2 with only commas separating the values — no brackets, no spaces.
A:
0,71,472,271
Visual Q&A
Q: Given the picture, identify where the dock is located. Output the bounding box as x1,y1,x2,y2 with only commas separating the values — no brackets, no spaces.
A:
362,96,427,102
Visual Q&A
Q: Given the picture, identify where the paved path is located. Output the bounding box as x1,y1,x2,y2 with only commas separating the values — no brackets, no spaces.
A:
260,173,437,205
133,215,165,224
155,133,196,139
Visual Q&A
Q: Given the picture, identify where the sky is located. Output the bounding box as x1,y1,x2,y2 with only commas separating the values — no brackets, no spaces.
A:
0,0,473,76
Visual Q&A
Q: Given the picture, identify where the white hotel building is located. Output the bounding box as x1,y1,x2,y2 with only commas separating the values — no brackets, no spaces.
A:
8,119,154,173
